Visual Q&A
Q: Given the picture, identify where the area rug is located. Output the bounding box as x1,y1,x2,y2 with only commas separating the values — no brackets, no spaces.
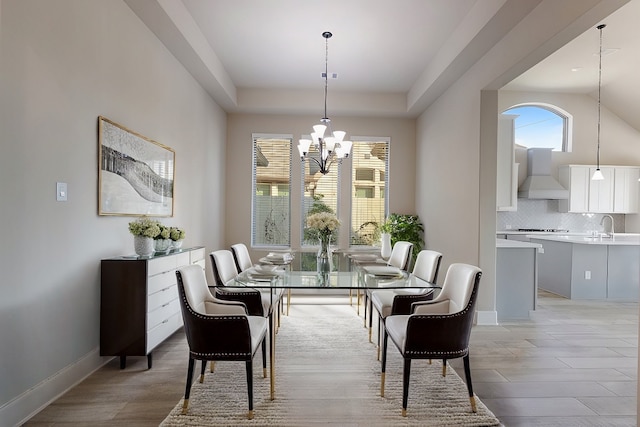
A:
160,303,501,426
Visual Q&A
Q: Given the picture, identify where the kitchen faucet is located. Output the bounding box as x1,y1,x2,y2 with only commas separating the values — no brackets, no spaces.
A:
600,215,615,237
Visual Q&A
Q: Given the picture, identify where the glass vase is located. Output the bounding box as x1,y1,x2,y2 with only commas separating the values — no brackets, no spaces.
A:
316,236,331,286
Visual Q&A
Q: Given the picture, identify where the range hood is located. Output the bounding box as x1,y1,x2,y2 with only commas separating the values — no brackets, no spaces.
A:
517,148,569,199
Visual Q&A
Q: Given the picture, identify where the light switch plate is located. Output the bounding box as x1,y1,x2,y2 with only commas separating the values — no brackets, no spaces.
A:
56,182,68,201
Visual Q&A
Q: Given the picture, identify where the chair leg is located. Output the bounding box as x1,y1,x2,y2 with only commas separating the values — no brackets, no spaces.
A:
261,336,267,378
463,354,477,413
182,358,195,414
246,360,254,420
380,329,388,397
368,295,373,342
442,359,447,377
210,361,215,373
199,360,207,383
402,358,412,417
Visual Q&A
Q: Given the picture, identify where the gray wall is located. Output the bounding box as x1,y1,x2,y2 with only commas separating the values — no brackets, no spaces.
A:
0,0,226,424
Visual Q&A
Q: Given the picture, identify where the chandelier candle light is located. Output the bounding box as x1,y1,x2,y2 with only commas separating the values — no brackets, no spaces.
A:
592,23,606,181
297,31,352,175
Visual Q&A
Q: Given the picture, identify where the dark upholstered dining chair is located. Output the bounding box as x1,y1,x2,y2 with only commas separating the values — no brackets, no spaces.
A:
380,263,482,417
175,264,268,419
210,249,272,317
370,249,443,358
230,243,253,273
230,243,286,318
356,241,413,338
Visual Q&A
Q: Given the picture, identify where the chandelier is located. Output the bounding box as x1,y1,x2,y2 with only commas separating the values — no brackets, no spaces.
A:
297,31,352,175
592,24,606,181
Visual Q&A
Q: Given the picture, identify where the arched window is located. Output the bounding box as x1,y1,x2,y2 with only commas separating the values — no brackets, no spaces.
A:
502,104,572,152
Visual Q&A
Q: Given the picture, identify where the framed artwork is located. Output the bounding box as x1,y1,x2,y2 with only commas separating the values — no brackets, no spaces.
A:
98,116,175,216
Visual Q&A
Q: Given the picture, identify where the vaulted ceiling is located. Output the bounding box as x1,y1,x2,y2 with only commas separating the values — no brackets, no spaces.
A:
125,0,636,128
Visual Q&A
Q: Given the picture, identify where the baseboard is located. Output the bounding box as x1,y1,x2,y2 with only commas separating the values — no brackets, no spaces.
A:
475,310,498,325
0,348,110,426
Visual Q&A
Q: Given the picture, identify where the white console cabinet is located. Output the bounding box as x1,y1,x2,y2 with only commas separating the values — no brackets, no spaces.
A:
100,246,205,369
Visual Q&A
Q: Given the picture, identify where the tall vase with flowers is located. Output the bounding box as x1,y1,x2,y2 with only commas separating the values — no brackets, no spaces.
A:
306,212,340,284
128,218,161,257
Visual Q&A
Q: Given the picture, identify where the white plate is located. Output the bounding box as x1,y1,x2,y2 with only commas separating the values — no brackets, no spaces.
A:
253,264,278,274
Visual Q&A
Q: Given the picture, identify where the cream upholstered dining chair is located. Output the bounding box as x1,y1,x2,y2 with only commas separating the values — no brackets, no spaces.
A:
357,241,413,337
210,249,273,318
380,263,482,417
370,249,442,358
230,243,254,273
230,243,286,320
175,264,268,419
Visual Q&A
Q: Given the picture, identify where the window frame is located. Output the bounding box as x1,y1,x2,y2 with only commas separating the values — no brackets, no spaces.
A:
502,103,573,152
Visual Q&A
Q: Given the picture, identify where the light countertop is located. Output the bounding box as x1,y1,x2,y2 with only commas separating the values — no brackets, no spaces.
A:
529,233,640,246
496,239,543,249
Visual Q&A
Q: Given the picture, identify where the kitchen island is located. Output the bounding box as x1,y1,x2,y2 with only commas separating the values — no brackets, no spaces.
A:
496,238,542,320
530,234,640,301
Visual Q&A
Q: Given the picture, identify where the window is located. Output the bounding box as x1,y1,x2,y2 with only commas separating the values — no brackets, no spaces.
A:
355,186,374,198
252,134,292,247
350,138,389,246
355,168,375,181
301,141,339,247
502,104,572,152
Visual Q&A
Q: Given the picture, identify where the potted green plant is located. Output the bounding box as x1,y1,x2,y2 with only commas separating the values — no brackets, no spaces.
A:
382,213,424,264
128,218,161,256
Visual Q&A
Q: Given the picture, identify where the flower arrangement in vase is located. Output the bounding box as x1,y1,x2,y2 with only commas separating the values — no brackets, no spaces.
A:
128,218,186,256
169,227,186,249
306,211,340,280
154,225,172,253
128,218,161,256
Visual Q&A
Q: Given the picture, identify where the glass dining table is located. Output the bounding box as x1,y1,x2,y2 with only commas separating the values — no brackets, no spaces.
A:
226,252,439,400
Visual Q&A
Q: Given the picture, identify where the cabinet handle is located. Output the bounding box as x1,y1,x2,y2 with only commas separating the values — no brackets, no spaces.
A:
162,302,170,307
162,319,169,324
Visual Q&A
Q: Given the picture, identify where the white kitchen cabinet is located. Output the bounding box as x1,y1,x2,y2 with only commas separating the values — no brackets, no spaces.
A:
559,165,637,214
559,165,590,212
614,167,640,213
497,114,518,211
588,166,614,213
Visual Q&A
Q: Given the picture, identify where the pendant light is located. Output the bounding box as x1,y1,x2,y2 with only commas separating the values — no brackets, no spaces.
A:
297,31,351,175
592,24,606,181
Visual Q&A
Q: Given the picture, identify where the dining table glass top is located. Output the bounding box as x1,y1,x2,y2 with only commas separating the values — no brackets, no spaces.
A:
232,255,437,291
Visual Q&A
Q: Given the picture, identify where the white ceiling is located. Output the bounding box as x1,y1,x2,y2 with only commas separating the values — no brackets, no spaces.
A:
181,0,476,92
125,0,637,128
502,0,639,130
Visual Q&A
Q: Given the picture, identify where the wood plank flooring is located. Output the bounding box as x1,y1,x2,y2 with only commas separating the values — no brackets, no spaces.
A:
24,291,637,426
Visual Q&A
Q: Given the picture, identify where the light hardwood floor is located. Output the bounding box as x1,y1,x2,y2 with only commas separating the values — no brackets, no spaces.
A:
24,291,637,426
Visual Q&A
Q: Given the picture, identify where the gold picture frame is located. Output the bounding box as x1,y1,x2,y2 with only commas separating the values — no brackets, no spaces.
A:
98,116,175,216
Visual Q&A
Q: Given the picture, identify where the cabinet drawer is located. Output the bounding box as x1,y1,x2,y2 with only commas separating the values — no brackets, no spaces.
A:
148,271,176,295
146,312,182,353
147,297,180,331
175,252,190,268
148,256,178,276
190,247,206,264
148,284,178,312
192,259,205,270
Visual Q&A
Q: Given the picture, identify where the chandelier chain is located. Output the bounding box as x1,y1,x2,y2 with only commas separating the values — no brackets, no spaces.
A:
596,23,605,170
